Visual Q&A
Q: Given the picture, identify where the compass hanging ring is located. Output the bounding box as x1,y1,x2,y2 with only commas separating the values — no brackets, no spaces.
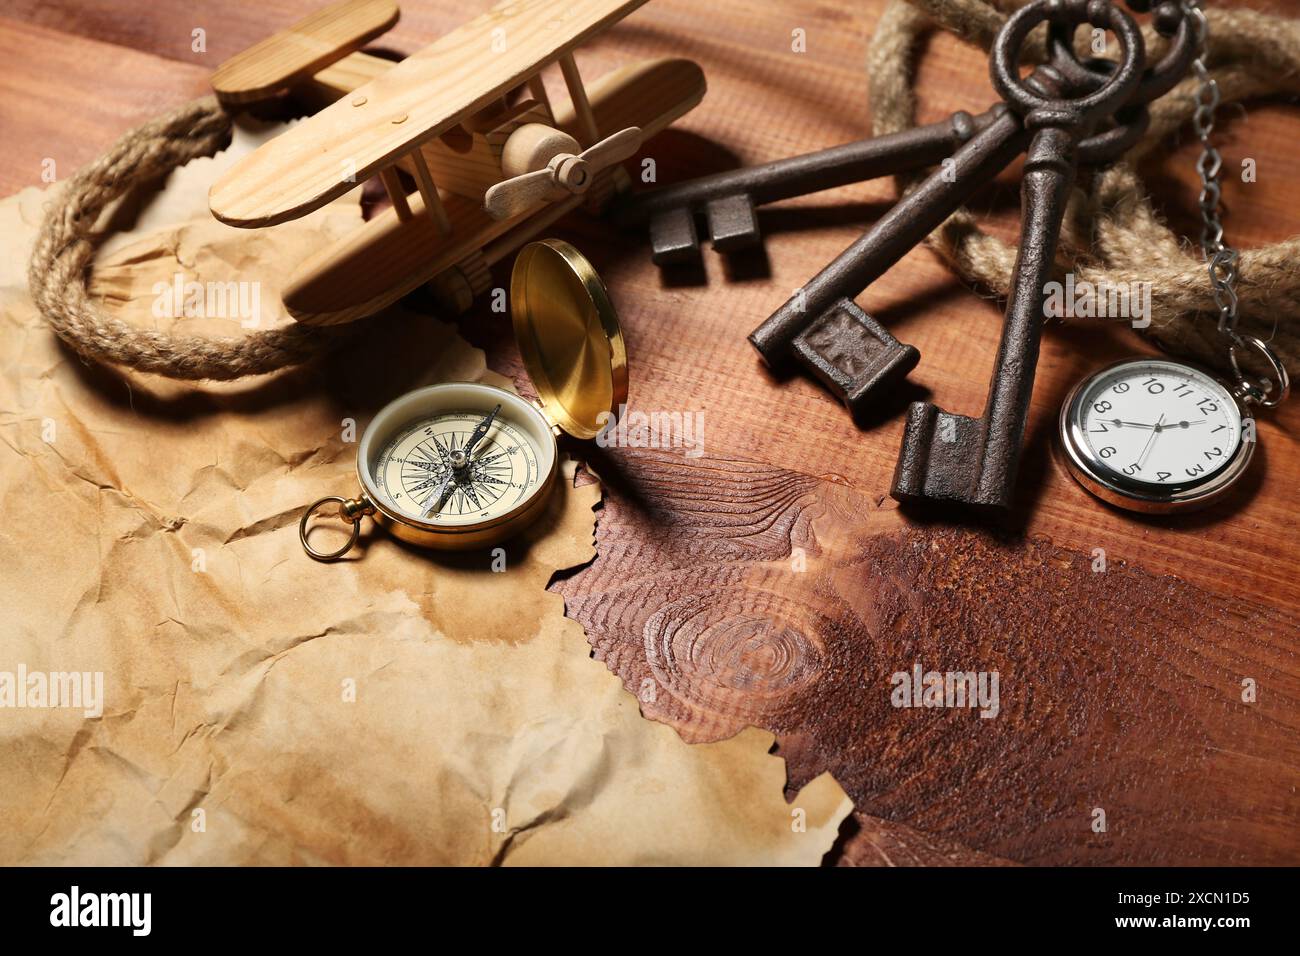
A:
300,495,368,562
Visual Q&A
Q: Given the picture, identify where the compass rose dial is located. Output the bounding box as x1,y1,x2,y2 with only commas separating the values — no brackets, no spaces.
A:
375,409,545,527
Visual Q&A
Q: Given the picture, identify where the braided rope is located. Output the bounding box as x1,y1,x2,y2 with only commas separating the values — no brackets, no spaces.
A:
28,96,357,381
868,0,1300,372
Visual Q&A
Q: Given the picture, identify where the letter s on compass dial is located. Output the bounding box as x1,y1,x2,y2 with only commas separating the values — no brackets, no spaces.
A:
1059,358,1254,513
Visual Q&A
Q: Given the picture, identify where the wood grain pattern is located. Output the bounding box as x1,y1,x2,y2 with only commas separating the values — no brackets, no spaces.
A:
0,16,212,197
209,0,650,226
210,0,399,104
305,49,392,105
558,449,1299,865
2,0,1297,866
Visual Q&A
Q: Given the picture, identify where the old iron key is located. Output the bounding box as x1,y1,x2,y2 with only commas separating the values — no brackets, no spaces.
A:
616,109,1018,422
741,25,1146,421
891,0,1145,508
615,110,1003,265
616,1,1186,426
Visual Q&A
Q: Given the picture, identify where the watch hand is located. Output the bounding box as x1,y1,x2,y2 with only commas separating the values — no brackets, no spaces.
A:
1137,413,1166,470
1109,418,1208,431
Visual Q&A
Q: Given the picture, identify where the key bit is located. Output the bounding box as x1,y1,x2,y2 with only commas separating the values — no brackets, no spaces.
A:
892,404,988,503
648,206,699,266
705,194,760,253
791,298,920,423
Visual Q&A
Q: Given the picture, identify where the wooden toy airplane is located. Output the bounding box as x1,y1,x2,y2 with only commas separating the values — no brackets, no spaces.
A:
208,0,705,325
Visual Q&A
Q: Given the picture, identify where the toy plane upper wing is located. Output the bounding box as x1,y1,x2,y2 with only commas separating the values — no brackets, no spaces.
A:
210,0,649,227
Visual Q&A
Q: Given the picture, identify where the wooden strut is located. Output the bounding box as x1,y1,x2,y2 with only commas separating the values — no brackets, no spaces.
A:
408,149,453,235
526,74,553,118
558,54,600,145
378,167,411,220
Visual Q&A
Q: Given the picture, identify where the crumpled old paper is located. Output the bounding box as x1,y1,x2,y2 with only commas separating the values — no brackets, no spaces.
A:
0,120,852,865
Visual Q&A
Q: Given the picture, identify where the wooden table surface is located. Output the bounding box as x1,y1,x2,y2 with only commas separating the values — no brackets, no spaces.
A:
3,0,1296,866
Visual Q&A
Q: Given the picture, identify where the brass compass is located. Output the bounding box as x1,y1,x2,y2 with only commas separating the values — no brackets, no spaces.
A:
300,240,626,559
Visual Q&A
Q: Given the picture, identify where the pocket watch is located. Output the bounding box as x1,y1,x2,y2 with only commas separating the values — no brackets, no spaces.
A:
299,239,626,559
1059,3,1291,515
1058,346,1287,514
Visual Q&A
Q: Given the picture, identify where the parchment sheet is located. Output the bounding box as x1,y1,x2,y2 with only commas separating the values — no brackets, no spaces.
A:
0,120,851,865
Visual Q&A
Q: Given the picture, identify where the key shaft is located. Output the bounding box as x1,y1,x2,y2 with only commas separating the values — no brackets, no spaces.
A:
750,106,1030,366
617,109,997,228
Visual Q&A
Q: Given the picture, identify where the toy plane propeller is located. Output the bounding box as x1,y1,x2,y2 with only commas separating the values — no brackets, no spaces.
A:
484,124,643,220
207,0,705,326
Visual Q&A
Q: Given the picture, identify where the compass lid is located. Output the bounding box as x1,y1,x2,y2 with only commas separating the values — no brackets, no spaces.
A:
511,239,628,441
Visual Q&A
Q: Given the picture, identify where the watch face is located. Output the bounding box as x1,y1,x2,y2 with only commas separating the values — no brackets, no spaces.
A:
1060,359,1253,511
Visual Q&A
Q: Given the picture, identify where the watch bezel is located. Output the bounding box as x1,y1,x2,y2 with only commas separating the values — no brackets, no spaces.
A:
1058,358,1254,514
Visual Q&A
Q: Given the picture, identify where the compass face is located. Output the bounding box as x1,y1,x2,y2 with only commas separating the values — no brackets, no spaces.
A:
356,383,558,539
374,410,545,526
